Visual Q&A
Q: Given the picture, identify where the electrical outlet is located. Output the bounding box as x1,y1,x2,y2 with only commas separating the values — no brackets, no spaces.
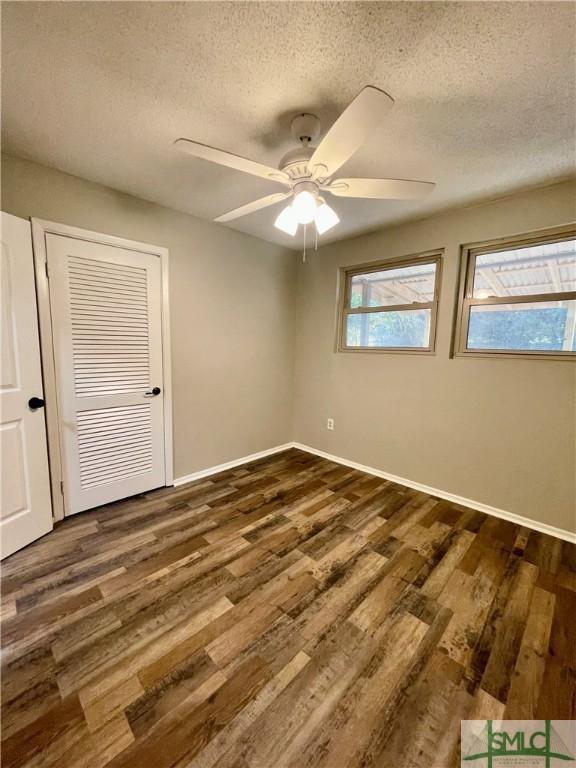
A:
327,418,334,431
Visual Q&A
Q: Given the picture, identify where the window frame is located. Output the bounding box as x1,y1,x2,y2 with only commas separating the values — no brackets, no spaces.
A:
453,225,576,361
336,249,443,354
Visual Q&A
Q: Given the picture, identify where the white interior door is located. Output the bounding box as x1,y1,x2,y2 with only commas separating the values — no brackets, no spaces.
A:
1,213,53,558
46,234,166,514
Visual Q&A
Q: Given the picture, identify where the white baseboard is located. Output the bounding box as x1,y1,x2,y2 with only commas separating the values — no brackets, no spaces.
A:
174,440,575,544
173,443,294,487
292,442,576,545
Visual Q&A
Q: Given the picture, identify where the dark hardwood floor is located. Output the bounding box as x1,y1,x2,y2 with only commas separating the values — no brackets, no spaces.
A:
1,448,575,768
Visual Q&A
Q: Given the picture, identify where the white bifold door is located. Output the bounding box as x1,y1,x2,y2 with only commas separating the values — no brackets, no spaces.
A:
1,213,53,559
46,234,167,514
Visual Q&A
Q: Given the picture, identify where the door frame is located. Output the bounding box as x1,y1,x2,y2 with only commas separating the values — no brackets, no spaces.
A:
31,218,173,521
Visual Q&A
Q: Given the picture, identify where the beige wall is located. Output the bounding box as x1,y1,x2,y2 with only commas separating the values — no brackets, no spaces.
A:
3,153,574,533
1,154,297,479
293,181,576,533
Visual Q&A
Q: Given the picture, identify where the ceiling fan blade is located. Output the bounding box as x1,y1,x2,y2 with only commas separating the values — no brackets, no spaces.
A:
174,139,290,185
309,86,394,178
214,191,292,223
326,177,435,200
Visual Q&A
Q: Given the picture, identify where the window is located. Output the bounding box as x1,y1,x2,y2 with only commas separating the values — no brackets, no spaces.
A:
455,228,576,359
337,251,442,353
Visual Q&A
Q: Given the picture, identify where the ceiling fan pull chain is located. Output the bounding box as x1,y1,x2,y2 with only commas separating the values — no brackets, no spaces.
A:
314,226,318,252
303,224,307,263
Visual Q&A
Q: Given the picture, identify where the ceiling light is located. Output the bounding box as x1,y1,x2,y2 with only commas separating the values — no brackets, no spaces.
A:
314,202,339,235
292,190,317,224
274,205,298,236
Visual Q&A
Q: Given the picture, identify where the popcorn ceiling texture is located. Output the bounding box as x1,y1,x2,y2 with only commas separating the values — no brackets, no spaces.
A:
2,1,574,249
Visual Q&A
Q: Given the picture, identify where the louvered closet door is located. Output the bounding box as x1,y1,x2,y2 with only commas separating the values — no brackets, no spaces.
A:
46,234,166,514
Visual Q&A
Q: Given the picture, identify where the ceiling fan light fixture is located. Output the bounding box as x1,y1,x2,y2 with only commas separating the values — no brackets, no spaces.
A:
314,202,339,235
274,205,298,236
292,190,317,224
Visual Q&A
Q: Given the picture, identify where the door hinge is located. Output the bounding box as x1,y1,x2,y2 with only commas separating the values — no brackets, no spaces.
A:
60,480,64,495
45,261,49,279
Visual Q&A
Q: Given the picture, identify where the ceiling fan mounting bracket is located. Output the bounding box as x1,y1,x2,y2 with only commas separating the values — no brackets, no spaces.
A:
290,113,321,145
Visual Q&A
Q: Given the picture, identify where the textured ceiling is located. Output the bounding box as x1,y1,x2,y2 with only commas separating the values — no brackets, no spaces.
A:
2,1,575,249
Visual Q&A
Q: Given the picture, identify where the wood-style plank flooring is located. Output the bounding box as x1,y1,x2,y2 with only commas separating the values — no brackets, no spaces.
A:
1,448,575,768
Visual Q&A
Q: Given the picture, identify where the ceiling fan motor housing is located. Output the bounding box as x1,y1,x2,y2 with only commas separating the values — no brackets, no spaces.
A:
278,146,315,181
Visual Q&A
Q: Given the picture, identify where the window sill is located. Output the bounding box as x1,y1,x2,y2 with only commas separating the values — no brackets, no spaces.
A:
451,349,576,362
337,346,436,356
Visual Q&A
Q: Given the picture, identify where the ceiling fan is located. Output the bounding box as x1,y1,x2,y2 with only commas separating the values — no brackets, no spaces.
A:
174,86,435,239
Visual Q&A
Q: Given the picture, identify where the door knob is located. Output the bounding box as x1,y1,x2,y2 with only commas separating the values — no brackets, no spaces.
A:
28,396,45,409
144,387,161,397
